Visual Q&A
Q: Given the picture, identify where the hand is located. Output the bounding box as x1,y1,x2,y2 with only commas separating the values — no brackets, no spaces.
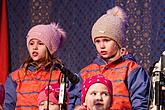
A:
74,105,87,110
0,105,3,110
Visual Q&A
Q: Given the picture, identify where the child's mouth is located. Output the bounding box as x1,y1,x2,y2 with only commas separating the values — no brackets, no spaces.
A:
100,51,107,55
95,102,103,105
32,52,38,57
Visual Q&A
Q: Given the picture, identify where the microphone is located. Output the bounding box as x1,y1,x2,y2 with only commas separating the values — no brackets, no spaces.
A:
55,64,80,84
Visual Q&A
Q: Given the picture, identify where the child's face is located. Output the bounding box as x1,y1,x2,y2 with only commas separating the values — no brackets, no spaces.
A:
39,100,60,110
94,37,120,60
28,39,47,62
84,83,111,110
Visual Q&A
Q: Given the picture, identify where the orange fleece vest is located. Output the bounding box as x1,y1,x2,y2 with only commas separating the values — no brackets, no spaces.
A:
80,60,139,110
11,68,62,110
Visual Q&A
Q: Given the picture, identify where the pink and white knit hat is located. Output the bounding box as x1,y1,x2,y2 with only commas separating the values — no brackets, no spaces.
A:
81,74,113,105
38,83,69,106
27,22,66,54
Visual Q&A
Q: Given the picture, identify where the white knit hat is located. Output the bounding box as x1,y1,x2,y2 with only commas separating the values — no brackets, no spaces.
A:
27,22,66,54
92,6,128,47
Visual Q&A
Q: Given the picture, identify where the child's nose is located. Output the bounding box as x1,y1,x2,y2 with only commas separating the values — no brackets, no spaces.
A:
96,94,102,100
43,106,48,110
43,104,48,110
33,44,38,50
100,42,105,48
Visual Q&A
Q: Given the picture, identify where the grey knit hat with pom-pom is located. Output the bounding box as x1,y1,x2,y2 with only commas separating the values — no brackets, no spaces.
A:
27,22,66,54
92,6,127,48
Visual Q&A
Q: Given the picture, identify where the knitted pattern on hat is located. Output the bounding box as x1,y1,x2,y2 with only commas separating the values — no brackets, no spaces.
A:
38,83,60,105
92,6,127,47
38,83,69,106
27,22,66,54
81,74,113,106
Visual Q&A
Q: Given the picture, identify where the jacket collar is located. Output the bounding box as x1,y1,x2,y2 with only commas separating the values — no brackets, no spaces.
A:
27,62,52,72
93,50,137,66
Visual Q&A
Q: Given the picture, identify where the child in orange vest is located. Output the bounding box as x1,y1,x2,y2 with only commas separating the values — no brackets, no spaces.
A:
71,6,151,110
4,23,67,110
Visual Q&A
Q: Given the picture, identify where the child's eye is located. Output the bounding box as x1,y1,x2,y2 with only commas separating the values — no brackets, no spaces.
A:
102,92,109,96
94,40,100,43
49,101,55,105
39,42,44,45
91,92,96,96
103,39,110,42
29,42,34,45
39,102,44,106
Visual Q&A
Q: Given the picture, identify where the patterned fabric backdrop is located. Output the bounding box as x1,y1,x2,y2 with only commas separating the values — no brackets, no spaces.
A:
7,0,164,74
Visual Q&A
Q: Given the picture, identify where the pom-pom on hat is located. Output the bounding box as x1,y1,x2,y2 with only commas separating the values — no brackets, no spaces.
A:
38,83,69,106
92,6,128,48
27,22,66,54
81,74,113,105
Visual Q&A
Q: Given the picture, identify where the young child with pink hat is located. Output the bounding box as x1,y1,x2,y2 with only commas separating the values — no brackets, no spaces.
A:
80,74,113,110
4,22,68,110
38,83,69,110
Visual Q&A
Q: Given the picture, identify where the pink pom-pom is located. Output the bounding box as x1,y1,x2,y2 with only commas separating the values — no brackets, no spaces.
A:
50,22,67,47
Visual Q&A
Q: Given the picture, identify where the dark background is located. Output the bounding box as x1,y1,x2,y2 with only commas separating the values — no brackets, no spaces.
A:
7,0,165,74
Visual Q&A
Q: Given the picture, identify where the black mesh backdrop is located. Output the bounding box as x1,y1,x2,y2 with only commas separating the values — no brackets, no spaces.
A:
7,0,164,74
150,0,165,63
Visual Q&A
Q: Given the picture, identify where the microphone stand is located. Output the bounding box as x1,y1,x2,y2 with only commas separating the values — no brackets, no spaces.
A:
47,64,68,110
59,73,67,110
47,66,54,110
153,51,165,110
160,52,165,110
154,70,160,110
